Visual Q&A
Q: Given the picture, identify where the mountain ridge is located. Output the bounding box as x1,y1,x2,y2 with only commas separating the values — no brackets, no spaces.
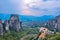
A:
0,13,55,22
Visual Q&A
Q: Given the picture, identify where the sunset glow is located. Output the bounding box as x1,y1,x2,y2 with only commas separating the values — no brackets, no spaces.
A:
0,0,60,16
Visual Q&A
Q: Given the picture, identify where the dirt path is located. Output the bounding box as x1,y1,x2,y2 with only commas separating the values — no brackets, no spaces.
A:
20,34,37,40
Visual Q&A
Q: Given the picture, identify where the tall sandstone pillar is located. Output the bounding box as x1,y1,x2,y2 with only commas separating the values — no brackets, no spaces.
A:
0,19,3,36
56,15,60,32
9,14,22,32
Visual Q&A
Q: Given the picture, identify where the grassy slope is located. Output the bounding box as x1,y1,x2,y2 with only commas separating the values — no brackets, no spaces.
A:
1,28,60,40
2,28,39,40
46,33,60,40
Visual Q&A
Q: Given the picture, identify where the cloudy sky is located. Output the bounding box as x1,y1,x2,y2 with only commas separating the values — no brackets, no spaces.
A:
0,0,60,16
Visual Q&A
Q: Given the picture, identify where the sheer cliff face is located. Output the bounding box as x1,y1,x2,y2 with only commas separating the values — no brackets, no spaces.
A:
57,16,60,23
46,15,60,32
9,14,19,29
10,15,19,23
56,15,60,32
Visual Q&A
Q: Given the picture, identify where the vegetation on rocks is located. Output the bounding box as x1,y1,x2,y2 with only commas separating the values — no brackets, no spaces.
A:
1,28,60,40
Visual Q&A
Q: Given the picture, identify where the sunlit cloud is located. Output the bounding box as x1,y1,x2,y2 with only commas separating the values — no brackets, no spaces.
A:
0,0,60,16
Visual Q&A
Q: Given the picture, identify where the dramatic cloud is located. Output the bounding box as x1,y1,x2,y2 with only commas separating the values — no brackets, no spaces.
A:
0,0,60,16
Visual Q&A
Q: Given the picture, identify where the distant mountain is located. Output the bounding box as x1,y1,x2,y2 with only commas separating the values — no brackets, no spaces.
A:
19,15,55,22
0,13,55,22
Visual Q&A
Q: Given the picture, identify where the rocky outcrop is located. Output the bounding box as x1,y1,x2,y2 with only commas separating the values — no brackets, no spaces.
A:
9,14,22,32
0,19,3,36
55,15,60,32
47,15,60,32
